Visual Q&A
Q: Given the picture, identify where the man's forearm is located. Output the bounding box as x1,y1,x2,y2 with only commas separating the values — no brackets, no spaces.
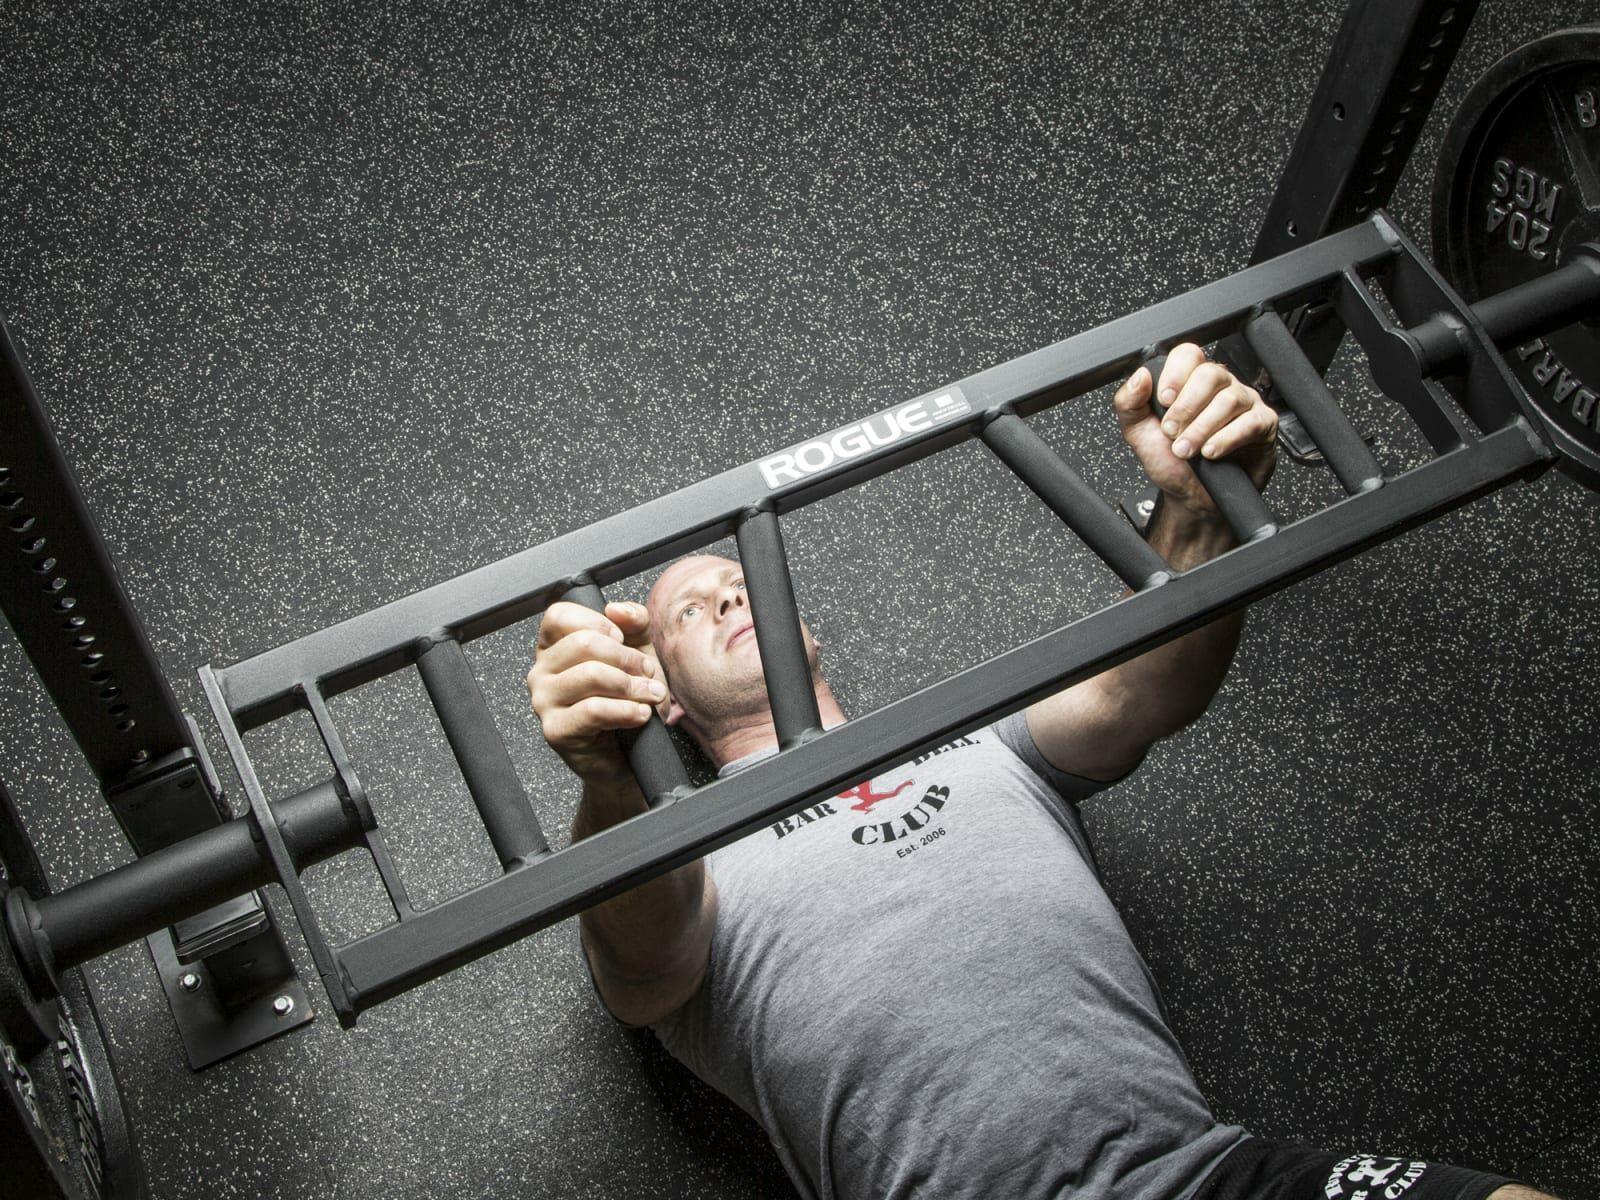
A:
1098,502,1246,739
571,769,709,984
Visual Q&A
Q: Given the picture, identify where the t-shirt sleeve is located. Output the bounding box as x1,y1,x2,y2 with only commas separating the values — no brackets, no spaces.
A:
989,709,1136,805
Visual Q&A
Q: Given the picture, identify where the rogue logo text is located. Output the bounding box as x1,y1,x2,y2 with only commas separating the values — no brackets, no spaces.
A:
759,387,974,490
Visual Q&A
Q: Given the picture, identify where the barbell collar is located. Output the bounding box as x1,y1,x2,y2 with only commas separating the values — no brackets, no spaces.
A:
1409,245,1600,375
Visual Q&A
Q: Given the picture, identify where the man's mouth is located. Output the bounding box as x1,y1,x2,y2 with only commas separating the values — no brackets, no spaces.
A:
726,623,754,651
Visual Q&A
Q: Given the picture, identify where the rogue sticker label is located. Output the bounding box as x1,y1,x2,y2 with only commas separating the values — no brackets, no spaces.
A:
758,386,973,490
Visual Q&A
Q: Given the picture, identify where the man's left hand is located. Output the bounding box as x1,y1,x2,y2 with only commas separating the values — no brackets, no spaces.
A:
1113,343,1278,519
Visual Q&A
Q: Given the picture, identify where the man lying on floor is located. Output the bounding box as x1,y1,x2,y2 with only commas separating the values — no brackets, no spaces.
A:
527,344,1555,1200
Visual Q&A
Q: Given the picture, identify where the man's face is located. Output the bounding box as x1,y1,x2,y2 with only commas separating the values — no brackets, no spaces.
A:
645,555,820,736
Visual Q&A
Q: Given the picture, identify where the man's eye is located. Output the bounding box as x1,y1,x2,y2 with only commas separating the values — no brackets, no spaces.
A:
734,579,745,590
680,605,699,622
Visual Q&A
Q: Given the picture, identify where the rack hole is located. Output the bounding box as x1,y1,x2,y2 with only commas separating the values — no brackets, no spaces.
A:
54,596,77,612
9,515,36,533
1332,102,1345,121
89,669,112,683
22,537,45,554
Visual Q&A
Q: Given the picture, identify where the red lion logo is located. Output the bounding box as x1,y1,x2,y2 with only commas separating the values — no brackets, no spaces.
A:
837,778,914,814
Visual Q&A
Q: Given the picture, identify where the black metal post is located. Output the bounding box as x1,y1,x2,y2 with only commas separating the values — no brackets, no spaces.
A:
0,319,220,843
1252,0,1481,265
1221,0,1481,387
0,316,311,1063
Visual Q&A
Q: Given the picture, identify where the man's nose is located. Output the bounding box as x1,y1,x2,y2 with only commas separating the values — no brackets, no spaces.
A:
716,586,746,617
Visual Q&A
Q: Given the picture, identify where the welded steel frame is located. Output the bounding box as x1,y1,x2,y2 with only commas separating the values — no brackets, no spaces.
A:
170,211,1560,1024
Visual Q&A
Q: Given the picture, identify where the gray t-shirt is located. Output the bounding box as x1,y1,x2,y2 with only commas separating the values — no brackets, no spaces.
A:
629,713,1245,1199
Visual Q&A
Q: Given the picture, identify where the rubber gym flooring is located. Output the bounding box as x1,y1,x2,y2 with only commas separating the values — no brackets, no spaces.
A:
1,0,1596,1196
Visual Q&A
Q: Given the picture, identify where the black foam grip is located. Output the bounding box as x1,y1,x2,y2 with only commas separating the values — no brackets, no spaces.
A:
561,581,692,806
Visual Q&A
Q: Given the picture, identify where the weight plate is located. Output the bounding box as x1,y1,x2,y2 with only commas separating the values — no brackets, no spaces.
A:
1433,26,1600,489
2,782,146,1199
55,965,146,1200
0,961,146,1200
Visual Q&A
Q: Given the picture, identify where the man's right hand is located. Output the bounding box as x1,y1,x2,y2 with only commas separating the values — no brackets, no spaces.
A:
527,600,668,784
532,599,714,1029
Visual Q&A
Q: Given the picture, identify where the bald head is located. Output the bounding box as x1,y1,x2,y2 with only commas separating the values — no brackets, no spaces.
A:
640,553,827,748
646,554,739,637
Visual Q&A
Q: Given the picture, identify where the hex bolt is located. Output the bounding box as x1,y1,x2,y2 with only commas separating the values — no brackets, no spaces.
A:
272,995,295,1017
179,972,201,992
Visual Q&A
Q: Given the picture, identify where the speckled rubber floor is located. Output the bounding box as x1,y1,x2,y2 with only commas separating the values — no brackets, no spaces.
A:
1,0,1596,1196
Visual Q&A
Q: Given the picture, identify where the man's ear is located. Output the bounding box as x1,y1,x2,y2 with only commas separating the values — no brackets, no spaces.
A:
661,695,685,726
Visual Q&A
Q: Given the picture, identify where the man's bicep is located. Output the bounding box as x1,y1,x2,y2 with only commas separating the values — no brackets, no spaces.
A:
582,869,719,1029
1024,676,1148,784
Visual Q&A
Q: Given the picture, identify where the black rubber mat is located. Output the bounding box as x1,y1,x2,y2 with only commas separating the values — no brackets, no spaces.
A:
0,0,1594,1196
